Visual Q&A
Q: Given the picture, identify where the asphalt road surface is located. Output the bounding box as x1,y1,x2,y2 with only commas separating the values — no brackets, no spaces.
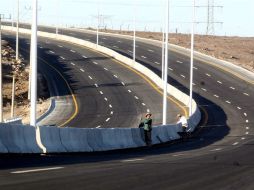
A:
0,24,253,190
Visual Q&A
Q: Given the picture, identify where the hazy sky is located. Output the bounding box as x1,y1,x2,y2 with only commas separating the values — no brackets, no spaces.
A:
1,0,253,37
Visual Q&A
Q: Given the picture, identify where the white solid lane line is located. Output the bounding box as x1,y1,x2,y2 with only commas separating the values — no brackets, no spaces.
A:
210,148,222,151
11,167,64,174
121,159,144,162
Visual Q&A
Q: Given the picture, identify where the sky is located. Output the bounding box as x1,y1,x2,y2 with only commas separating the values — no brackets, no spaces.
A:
0,0,253,37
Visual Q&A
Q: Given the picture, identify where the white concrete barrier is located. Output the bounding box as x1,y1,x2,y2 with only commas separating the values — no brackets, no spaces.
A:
0,124,42,153
39,125,66,153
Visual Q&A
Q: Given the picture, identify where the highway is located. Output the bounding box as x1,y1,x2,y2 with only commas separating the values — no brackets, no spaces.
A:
0,25,253,190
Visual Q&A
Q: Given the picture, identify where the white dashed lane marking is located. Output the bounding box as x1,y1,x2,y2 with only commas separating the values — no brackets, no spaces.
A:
243,93,250,96
246,132,249,135
225,100,231,104
237,106,242,110
93,61,98,65
96,126,101,128
60,56,65,60
94,84,99,88
105,118,110,122
241,137,246,140
155,62,160,65
134,96,139,100
201,88,207,92
232,142,239,146
213,94,219,98
70,49,76,53
58,45,63,48
104,67,108,71
217,81,222,84
128,50,132,53
99,91,103,95
71,62,75,66
177,60,183,64
180,74,186,78
113,75,118,78
11,167,64,174
82,55,87,58
210,148,222,152
206,73,211,77
113,46,118,48
49,50,55,54
121,159,144,162
110,111,114,115
193,66,198,70
142,103,146,106
128,90,132,93
246,120,249,123
104,97,108,101
148,49,154,52
168,67,173,71
109,104,113,108
147,109,150,113
244,113,247,117
80,69,85,72
230,86,235,90
121,82,125,86
88,76,93,80
141,56,147,59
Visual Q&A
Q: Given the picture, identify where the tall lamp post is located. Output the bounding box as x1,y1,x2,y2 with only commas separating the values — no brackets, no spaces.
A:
162,0,169,125
133,0,136,62
189,0,195,116
16,0,19,61
0,15,3,122
30,0,38,127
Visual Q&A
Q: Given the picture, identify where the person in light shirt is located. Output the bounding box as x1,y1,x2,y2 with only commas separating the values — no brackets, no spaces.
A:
177,114,188,132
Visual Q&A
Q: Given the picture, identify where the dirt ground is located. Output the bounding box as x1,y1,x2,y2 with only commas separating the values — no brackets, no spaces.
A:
1,40,50,124
99,29,254,73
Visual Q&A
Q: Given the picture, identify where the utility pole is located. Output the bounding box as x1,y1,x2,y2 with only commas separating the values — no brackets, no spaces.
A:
133,0,136,62
162,0,169,125
189,0,195,116
0,14,11,122
16,0,19,60
30,0,38,127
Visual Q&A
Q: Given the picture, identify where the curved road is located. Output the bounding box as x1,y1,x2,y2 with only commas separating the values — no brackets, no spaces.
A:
0,25,253,190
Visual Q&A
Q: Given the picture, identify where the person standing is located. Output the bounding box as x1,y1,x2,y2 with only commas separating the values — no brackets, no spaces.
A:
139,113,153,146
177,114,188,132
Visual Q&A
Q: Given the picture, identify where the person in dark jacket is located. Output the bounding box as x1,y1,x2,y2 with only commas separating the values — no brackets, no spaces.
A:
139,113,153,146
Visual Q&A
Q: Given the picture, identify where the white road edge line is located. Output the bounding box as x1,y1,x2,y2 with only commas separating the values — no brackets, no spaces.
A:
121,159,144,162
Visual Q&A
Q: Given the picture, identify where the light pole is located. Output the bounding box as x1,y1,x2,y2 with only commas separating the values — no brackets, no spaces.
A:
30,0,38,127
16,0,19,61
96,0,100,46
162,0,169,125
133,0,136,62
189,0,195,116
